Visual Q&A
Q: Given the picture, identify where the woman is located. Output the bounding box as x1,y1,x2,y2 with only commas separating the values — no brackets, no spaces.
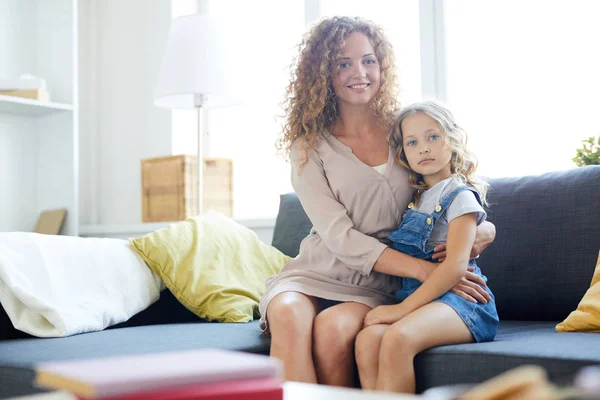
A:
258,16,495,388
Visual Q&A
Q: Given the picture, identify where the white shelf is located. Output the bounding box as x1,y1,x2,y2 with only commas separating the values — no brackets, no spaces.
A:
0,95,74,116
0,0,79,235
79,217,277,236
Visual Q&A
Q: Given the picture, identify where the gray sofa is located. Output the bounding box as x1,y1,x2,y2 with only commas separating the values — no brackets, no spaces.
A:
1,165,599,398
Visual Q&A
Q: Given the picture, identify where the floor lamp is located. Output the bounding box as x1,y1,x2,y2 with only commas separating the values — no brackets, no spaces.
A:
154,14,241,215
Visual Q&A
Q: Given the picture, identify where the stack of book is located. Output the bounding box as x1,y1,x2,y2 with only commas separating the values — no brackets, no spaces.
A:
0,76,50,101
34,349,283,400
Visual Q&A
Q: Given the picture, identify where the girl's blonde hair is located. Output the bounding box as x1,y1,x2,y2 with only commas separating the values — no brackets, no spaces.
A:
276,16,400,162
391,100,489,205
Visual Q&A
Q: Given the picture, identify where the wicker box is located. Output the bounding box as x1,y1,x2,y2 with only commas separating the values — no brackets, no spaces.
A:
141,155,233,222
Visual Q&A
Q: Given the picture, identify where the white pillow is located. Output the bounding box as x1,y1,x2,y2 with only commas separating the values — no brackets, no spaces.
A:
0,232,163,337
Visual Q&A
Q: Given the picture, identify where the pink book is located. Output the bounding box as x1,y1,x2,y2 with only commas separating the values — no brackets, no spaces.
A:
34,349,282,399
76,377,283,400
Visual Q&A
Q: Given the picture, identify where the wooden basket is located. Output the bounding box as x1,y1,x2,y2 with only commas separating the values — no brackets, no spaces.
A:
141,155,233,222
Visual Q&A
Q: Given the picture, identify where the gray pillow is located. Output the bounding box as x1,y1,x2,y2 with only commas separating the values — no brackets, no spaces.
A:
271,193,312,257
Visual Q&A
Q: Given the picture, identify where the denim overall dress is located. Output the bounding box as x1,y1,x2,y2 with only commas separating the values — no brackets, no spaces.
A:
388,185,499,343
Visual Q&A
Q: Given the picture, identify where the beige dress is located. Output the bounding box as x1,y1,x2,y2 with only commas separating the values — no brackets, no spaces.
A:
259,131,413,331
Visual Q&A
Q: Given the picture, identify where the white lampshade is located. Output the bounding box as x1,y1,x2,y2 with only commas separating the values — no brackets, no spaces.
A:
154,14,242,109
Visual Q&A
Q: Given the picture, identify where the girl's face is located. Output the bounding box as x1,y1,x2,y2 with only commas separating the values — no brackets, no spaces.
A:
401,112,453,186
331,32,381,108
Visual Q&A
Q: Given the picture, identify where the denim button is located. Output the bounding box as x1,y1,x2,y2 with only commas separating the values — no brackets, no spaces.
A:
426,217,432,225
435,204,442,212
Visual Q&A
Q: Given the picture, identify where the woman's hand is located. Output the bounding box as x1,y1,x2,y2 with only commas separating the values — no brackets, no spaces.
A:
364,304,408,327
418,260,491,304
450,271,492,304
432,221,496,262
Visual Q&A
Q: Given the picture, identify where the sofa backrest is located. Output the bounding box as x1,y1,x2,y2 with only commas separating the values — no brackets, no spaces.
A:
481,165,600,321
271,166,600,322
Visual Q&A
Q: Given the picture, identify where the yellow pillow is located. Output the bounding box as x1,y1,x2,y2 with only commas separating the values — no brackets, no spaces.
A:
556,251,600,332
130,212,289,323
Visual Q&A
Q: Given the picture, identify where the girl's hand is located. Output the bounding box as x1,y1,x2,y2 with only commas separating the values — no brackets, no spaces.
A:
364,304,407,327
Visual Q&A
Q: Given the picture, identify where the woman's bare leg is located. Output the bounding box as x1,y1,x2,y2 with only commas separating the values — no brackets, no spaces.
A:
355,324,388,390
312,302,371,387
376,302,474,393
266,292,320,383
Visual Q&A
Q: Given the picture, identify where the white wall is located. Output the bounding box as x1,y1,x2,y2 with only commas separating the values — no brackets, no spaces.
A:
79,0,172,226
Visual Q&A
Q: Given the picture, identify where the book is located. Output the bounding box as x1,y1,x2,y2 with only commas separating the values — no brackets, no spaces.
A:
34,349,282,399
75,377,282,400
34,209,67,235
0,89,50,101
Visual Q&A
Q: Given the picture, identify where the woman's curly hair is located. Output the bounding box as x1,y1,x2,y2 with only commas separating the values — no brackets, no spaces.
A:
276,16,400,162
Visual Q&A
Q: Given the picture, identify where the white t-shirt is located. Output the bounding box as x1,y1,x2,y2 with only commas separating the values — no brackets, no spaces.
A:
414,177,486,249
372,163,386,175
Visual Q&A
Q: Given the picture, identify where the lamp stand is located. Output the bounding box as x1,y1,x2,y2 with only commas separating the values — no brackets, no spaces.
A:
197,105,204,216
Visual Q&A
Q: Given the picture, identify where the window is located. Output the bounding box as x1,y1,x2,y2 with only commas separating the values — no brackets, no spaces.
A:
444,1,600,177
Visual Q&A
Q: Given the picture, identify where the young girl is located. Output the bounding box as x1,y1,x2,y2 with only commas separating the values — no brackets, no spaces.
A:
355,100,499,393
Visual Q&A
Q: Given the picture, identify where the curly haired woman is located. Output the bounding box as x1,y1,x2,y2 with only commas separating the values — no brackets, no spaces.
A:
258,16,496,388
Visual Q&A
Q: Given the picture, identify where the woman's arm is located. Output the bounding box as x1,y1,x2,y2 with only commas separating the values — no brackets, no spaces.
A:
365,213,479,326
372,240,490,303
432,220,496,262
290,144,387,276
372,247,432,281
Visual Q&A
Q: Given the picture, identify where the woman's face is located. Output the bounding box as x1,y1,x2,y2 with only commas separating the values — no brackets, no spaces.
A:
331,32,381,108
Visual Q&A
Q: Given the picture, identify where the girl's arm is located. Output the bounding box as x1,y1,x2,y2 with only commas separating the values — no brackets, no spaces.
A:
432,220,496,261
372,235,490,303
365,213,479,326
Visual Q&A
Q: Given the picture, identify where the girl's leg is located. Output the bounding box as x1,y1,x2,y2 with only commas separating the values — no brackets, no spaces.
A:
355,324,389,390
266,292,320,383
312,302,371,387
376,302,474,393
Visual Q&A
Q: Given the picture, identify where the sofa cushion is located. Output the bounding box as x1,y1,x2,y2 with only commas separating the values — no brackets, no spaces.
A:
0,321,268,398
481,166,600,321
108,290,203,329
130,212,289,323
415,320,600,393
271,193,312,257
556,251,600,332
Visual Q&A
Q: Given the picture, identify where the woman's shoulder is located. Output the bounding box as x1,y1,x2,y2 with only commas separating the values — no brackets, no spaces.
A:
291,132,336,156
290,133,333,167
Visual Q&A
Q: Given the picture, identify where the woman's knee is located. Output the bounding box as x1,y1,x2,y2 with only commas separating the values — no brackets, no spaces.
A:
266,292,318,338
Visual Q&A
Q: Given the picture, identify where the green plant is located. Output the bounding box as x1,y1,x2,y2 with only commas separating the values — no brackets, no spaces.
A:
572,136,600,166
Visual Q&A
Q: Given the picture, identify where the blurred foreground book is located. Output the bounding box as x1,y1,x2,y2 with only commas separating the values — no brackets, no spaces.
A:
34,349,283,400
